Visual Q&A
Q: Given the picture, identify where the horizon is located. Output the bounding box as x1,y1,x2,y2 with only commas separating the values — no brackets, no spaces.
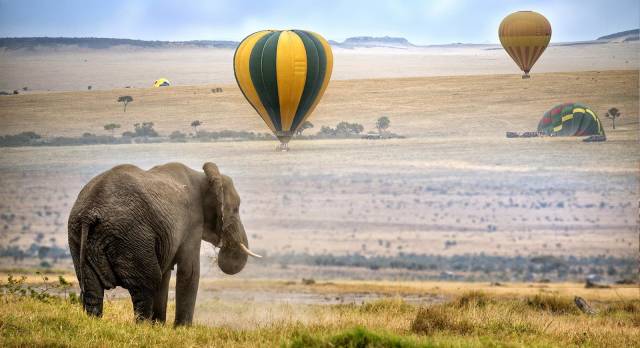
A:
1,27,638,46
0,1,639,45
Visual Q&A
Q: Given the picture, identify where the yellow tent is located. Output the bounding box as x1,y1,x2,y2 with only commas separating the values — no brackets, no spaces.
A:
153,78,171,87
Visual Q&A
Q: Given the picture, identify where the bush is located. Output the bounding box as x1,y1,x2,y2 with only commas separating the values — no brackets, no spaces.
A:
453,290,492,308
131,122,158,137
603,300,640,314
525,294,578,314
360,298,413,314
0,273,74,303
411,304,473,335
169,130,187,141
301,278,316,285
289,327,421,348
0,131,42,146
316,121,365,138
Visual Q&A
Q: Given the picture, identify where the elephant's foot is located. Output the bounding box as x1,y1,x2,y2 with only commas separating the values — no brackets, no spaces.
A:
129,289,154,322
82,292,104,317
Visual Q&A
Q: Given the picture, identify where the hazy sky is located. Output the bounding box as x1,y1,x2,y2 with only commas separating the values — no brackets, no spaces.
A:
0,0,638,44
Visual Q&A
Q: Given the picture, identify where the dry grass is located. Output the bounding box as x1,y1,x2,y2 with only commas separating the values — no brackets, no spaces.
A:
199,279,640,302
410,291,639,347
1,70,637,262
0,42,637,92
0,70,637,138
1,288,638,347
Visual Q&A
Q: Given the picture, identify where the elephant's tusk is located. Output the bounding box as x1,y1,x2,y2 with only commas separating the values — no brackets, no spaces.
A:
239,243,262,258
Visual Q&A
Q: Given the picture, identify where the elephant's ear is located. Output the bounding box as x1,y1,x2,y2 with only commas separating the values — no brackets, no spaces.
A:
203,162,224,232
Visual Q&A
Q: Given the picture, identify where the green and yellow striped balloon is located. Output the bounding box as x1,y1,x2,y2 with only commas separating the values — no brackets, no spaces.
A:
234,30,333,144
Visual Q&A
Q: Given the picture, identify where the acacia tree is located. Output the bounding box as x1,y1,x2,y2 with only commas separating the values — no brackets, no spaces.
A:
133,122,158,137
103,123,121,136
604,108,621,129
296,121,314,135
191,120,202,136
336,121,364,135
117,96,133,112
376,116,390,133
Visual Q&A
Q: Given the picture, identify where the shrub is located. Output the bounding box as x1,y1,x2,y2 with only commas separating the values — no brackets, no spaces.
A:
169,130,187,141
289,327,421,348
127,122,158,137
360,298,413,314
316,121,365,138
301,278,316,285
525,294,578,314
411,304,473,335
603,300,640,314
0,131,42,146
0,273,75,303
453,290,491,308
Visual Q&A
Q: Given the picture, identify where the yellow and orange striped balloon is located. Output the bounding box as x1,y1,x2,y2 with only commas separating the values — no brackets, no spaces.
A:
499,11,551,78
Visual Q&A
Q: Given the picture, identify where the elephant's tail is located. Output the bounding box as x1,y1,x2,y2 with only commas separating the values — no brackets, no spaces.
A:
79,222,90,292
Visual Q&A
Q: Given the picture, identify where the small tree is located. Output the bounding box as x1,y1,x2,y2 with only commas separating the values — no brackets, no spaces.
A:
104,123,121,136
132,122,158,137
376,116,390,133
604,108,621,129
191,120,202,136
336,121,364,135
296,121,314,135
117,96,133,112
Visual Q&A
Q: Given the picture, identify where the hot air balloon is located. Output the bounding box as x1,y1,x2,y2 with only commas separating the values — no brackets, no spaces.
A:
153,78,171,87
538,103,605,137
234,30,333,150
499,11,551,78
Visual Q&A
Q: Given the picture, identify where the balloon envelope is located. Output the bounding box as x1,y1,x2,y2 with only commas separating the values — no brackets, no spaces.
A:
153,78,171,87
499,11,551,77
538,103,605,137
234,30,333,144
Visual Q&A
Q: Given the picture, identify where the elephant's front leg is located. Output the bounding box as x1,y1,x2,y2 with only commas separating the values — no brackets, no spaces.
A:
174,249,200,326
152,269,172,323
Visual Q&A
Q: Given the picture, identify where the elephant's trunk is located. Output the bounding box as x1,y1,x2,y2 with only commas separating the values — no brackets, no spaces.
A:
217,219,259,275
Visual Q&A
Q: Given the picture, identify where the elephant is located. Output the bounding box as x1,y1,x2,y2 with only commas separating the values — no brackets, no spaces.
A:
67,162,261,326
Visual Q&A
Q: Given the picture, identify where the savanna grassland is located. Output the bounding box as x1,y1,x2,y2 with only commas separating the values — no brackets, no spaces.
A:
0,70,638,262
0,42,639,347
1,275,639,347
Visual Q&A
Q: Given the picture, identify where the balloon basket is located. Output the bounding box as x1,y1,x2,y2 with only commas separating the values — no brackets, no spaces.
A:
521,73,530,79
276,143,290,152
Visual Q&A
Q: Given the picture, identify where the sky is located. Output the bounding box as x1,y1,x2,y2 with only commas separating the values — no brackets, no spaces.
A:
0,0,638,44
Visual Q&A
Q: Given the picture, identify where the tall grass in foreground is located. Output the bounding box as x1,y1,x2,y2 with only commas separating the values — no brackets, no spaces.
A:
0,291,638,347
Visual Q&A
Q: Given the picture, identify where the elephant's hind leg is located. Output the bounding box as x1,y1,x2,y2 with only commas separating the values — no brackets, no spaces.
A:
82,264,105,317
152,269,172,323
129,287,154,321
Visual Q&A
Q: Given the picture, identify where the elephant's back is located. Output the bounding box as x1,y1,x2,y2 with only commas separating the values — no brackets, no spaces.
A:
68,164,178,233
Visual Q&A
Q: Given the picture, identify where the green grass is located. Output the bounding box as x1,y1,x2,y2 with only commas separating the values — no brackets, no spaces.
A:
0,290,638,347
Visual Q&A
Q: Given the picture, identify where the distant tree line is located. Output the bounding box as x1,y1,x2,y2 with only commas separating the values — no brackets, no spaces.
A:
0,243,70,264
266,252,637,282
0,37,239,50
0,116,403,147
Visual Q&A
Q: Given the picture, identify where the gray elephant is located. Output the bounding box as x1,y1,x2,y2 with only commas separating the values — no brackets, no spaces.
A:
67,162,260,326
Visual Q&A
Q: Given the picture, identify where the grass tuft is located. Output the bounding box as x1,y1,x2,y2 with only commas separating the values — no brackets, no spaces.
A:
525,294,579,314
288,326,422,348
452,290,492,308
410,304,472,335
359,298,414,314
